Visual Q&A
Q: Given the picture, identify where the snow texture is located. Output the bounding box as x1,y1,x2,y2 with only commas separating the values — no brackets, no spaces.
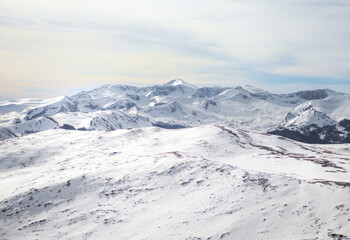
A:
1,125,350,239
1,80,350,239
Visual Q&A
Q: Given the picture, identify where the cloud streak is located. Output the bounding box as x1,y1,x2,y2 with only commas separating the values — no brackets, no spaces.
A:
0,0,350,98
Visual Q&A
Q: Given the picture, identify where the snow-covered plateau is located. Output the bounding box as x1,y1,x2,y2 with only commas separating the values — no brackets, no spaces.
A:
1,80,350,239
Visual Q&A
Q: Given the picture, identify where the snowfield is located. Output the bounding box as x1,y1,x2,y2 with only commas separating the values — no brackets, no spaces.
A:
1,125,350,239
1,80,350,239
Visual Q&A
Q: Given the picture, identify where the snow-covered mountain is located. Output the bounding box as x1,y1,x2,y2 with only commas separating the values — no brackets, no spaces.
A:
1,125,350,239
2,80,350,239
269,92,350,143
2,79,349,143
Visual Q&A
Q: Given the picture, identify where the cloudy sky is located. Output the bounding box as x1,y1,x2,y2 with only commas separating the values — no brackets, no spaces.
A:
1,0,350,99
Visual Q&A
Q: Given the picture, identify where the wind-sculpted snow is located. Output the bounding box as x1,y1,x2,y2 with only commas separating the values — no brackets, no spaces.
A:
1,125,350,239
0,79,349,143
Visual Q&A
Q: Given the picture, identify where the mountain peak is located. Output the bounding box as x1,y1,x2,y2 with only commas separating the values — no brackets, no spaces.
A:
241,85,270,94
164,79,197,88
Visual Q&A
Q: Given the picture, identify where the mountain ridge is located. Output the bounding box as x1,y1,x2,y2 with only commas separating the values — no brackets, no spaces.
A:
1,81,350,239
1,79,349,143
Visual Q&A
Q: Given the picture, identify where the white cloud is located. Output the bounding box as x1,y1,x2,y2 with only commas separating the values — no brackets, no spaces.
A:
0,0,350,98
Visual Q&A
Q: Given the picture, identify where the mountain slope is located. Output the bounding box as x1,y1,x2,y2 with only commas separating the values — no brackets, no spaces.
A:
1,80,349,143
1,125,350,239
269,94,350,143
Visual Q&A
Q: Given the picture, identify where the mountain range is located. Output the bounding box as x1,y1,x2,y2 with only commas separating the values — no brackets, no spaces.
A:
1,79,350,239
1,79,349,144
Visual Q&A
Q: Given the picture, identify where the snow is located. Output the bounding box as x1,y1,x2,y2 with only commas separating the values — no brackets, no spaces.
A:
164,78,198,89
312,95,350,122
52,112,94,130
1,125,350,239
241,84,269,94
1,80,331,139
282,94,350,127
0,96,64,114
283,102,337,128
1,81,350,239
0,96,64,125
271,93,350,143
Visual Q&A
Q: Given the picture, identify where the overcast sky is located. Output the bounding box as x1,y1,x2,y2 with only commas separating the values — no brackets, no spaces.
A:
1,0,350,99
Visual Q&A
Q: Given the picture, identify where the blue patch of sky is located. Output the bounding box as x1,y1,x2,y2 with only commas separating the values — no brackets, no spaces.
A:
257,73,350,86
290,0,349,7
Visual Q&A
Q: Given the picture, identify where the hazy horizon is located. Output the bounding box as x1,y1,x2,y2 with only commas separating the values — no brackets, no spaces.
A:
2,78,350,101
1,0,350,99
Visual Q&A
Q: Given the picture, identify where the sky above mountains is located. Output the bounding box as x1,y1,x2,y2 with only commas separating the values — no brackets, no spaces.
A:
1,0,350,99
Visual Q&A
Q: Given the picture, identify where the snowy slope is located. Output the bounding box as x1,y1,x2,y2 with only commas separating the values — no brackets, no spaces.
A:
269,93,350,143
0,97,64,125
0,97,65,140
1,125,350,239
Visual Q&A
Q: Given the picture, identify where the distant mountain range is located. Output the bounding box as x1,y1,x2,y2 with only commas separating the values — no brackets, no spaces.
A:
1,79,350,143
